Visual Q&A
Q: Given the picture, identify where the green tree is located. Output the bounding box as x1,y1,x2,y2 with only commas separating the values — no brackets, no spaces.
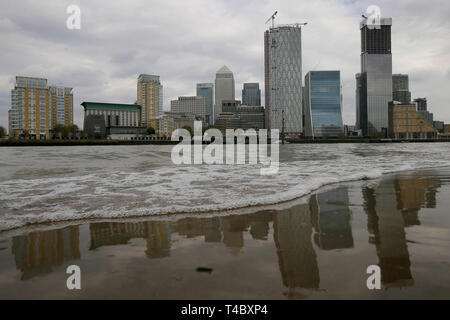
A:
0,126,5,138
67,124,79,139
52,124,65,139
146,127,155,135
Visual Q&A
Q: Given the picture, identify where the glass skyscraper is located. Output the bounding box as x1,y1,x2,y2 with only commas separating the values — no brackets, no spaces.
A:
303,71,343,137
242,83,261,106
196,83,214,125
265,25,303,134
392,74,411,104
356,18,393,136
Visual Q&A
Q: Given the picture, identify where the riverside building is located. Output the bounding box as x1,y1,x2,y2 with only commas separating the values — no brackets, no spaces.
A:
137,74,163,130
356,18,393,136
9,76,73,140
215,100,265,131
81,102,145,140
303,71,344,138
388,101,437,139
170,96,206,124
264,24,304,135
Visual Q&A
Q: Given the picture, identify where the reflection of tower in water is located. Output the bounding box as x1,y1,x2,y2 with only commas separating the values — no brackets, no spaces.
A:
363,174,440,287
12,226,80,280
145,221,171,259
363,180,413,287
89,222,148,250
221,216,246,256
89,221,171,259
273,204,320,294
394,176,440,227
310,186,354,250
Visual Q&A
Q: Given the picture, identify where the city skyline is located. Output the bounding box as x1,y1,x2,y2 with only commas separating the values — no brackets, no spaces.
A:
0,0,449,132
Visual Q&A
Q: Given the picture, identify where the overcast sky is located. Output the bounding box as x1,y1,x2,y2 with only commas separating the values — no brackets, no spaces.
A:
0,0,449,131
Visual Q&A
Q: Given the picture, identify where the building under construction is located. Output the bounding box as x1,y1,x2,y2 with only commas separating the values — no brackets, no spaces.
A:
264,13,305,137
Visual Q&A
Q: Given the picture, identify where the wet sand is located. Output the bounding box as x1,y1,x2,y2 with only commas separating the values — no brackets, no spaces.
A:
0,168,449,299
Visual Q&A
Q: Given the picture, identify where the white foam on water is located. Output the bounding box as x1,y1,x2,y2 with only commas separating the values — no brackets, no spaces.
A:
0,143,449,232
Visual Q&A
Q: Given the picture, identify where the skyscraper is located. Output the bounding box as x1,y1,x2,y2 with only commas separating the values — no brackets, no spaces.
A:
265,24,303,134
413,97,433,125
196,83,214,125
303,71,344,137
392,74,411,104
214,66,235,124
356,18,393,136
414,97,427,111
137,74,163,129
242,83,261,106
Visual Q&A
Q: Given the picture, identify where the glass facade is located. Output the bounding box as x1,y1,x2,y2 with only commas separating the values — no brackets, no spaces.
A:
356,18,393,136
242,83,261,106
392,74,411,104
196,83,214,125
304,71,343,137
265,25,303,134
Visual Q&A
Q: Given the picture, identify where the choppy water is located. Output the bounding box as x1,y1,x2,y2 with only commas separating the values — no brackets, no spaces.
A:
0,143,449,232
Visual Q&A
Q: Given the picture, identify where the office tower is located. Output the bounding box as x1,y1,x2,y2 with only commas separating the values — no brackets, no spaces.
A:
242,83,261,106
356,18,393,136
265,24,303,134
137,74,163,129
49,86,73,127
392,74,411,104
214,66,235,124
158,112,200,137
196,83,214,125
170,96,206,122
413,97,433,125
303,71,344,137
215,100,265,131
414,97,427,111
9,76,51,139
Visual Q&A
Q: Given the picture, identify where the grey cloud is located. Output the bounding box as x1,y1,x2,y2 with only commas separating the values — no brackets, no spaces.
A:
0,0,449,132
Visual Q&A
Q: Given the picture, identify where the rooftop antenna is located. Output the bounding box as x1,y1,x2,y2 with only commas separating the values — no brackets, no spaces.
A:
265,11,278,28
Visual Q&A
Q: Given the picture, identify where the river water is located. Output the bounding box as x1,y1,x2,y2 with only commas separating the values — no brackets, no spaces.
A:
0,144,449,298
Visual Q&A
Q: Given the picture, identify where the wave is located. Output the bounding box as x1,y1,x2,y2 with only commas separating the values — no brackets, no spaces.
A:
0,143,450,233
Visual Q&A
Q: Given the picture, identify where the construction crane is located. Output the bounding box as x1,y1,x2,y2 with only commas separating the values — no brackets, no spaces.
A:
265,11,278,28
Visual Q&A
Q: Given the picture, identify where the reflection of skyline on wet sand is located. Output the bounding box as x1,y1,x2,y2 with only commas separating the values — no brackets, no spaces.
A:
3,170,448,298
363,175,440,288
